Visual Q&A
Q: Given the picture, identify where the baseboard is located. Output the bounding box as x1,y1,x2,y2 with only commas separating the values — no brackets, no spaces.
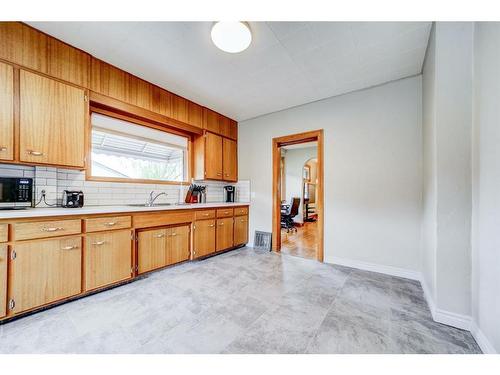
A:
470,321,498,354
328,256,421,281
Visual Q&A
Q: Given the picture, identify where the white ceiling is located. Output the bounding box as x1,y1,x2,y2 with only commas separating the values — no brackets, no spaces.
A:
28,22,431,121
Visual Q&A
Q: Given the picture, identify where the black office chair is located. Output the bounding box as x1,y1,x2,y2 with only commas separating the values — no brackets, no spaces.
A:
281,197,300,232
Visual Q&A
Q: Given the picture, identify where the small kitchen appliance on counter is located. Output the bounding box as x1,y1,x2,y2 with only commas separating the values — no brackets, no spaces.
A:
0,177,33,209
62,190,84,208
224,185,235,203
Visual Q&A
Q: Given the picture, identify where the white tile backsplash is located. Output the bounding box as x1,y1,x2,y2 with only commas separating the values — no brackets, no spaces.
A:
0,164,250,207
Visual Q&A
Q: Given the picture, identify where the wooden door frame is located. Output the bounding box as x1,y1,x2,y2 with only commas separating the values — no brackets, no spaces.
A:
272,129,324,262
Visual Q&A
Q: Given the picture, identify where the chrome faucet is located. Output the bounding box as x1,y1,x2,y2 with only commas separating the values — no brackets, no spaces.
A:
146,191,168,207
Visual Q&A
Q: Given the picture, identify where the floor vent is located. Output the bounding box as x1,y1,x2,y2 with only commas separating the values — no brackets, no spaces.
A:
254,231,272,251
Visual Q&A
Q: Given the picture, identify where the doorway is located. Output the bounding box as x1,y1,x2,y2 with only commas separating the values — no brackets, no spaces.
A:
272,130,324,262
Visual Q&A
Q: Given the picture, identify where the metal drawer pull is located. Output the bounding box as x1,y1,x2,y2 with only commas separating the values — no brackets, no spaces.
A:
218,223,224,226
42,227,63,232
91,241,106,246
171,233,177,236
203,213,209,216
61,245,78,250
0,146,6,151
105,222,117,226
28,150,44,156
154,234,165,238
208,224,215,227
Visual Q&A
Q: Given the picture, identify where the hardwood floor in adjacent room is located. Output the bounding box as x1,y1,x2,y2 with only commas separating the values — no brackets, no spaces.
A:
281,221,318,260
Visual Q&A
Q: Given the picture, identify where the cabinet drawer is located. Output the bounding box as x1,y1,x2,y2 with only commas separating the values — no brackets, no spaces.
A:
217,208,234,218
85,216,131,233
234,206,248,216
14,219,81,241
0,224,7,242
195,210,216,220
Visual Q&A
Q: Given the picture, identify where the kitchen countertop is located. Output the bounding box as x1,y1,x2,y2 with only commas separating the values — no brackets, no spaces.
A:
0,202,250,220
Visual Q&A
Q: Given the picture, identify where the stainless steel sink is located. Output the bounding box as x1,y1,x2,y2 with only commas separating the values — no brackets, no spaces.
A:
127,203,172,207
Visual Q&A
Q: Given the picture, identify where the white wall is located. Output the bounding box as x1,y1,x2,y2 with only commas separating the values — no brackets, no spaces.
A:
420,22,474,322
239,76,423,272
283,146,317,223
471,22,500,354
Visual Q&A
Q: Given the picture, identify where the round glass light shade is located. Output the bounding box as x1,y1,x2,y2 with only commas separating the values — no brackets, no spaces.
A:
211,22,252,53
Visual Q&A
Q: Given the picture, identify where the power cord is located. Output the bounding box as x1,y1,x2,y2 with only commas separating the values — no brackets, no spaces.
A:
34,189,58,207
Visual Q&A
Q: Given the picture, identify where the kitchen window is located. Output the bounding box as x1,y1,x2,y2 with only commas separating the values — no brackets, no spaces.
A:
89,113,189,183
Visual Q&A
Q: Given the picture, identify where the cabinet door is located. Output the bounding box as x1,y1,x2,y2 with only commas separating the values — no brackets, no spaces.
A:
137,228,168,274
167,225,190,265
188,101,203,128
205,132,223,180
193,219,216,259
0,244,7,318
85,230,132,291
204,108,220,133
0,61,14,161
219,116,232,138
223,138,237,181
234,215,249,246
216,217,234,251
19,70,86,167
10,237,82,314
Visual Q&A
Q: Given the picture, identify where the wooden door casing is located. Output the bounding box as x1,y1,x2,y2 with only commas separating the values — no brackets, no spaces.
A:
193,219,216,258
85,230,132,291
9,236,82,314
0,61,14,161
216,217,234,251
19,70,86,167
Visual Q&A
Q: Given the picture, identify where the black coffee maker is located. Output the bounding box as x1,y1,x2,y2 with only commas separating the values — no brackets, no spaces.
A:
223,186,235,202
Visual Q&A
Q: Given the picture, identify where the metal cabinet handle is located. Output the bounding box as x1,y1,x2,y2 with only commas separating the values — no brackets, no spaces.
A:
61,245,79,250
203,213,209,216
27,150,44,156
171,233,177,236
42,227,63,232
91,241,106,246
105,222,117,226
0,146,6,151
208,224,215,227
218,223,224,226
154,234,165,238
217,172,222,176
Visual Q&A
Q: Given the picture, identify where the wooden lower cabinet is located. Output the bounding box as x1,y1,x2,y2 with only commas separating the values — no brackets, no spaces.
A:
85,230,132,291
216,217,234,251
0,244,7,318
9,236,82,314
193,219,216,258
234,215,249,246
137,224,190,273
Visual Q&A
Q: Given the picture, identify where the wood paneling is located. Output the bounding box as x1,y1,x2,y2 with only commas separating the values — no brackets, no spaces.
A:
85,216,131,233
223,138,237,181
19,70,86,167
0,61,14,161
205,132,223,179
167,225,190,265
172,94,188,123
9,236,82,314
0,224,7,242
216,208,234,218
188,101,203,128
0,23,48,74
0,244,6,318
137,227,168,274
216,217,233,251
234,215,248,246
133,210,194,229
234,206,248,216
128,75,153,111
85,229,132,290
194,210,216,220
152,86,172,117
90,58,129,103
48,38,89,88
13,219,81,241
193,219,216,259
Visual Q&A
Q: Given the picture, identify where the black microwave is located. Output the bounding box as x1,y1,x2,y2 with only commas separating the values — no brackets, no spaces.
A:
0,177,33,209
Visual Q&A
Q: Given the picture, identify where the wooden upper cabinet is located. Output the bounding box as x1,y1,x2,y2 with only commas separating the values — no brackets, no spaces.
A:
0,61,14,161
0,244,6,318
205,132,223,180
172,94,189,123
223,138,237,182
219,116,232,138
229,119,238,140
90,58,129,103
188,101,204,128
85,229,132,291
9,236,82,314
204,108,220,133
0,22,48,74
48,38,90,88
19,70,86,168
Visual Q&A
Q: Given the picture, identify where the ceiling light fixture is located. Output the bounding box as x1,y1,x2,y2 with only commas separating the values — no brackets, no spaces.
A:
211,21,252,53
